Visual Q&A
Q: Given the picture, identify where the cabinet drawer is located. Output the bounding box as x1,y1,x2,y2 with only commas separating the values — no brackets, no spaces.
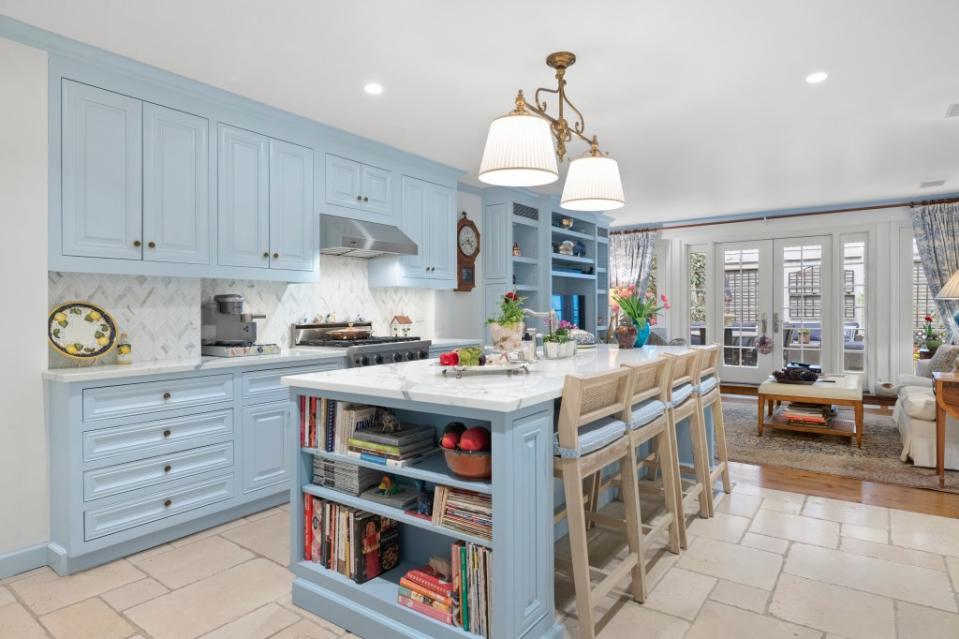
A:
84,473,234,541
83,442,234,501
83,374,233,421
241,363,340,401
83,409,233,462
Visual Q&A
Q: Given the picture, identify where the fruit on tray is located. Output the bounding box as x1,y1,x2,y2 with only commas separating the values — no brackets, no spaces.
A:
438,351,459,366
458,426,491,452
456,346,483,367
440,422,466,449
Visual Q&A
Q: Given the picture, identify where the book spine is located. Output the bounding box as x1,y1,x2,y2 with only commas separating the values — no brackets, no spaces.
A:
406,569,455,595
397,596,453,625
303,494,313,561
460,543,469,631
326,400,337,453
399,578,454,607
299,395,306,446
308,397,316,448
398,586,452,612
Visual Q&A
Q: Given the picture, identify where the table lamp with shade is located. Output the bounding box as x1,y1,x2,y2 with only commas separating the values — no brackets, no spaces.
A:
934,269,959,343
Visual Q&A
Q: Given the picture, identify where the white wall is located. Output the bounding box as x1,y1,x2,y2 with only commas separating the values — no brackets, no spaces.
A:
0,37,49,555
434,191,486,340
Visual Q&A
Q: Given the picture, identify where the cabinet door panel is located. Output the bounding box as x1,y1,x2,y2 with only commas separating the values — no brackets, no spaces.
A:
218,125,269,268
361,164,392,215
483,203,510,282
269,140,315,271
427,184,455,280
400,177,428,277
325,155,362,209
241,402,291,493
61,80,142,260
143,103,210,264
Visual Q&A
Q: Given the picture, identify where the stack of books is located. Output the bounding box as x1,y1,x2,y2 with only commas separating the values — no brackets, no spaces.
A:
299,397,376,452
397,565,456,626
346,423,438,467
781,402,834,426
303,494,400,583
453,541,491,637
312,458,382,496
433,486,492,542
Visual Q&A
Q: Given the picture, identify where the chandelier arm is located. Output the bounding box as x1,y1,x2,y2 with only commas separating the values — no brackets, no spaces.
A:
562,93,587,137
533,86,559,114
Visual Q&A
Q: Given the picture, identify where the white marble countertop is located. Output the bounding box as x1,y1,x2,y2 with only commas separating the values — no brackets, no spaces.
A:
282,345,692,413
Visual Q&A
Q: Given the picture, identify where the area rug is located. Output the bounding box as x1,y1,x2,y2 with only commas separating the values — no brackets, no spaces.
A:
722,401,959,493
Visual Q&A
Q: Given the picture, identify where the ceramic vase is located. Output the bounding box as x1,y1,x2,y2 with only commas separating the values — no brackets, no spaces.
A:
615,324,637,349
543,340,577,359
489,321,524,353
926,338,942,355
633,321,651,348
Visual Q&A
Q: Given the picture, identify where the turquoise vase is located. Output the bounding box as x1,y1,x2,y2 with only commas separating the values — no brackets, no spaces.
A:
634,321,651,347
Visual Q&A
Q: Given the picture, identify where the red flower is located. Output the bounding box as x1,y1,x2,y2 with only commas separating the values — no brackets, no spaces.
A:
925,315,933,323
504,291,519,301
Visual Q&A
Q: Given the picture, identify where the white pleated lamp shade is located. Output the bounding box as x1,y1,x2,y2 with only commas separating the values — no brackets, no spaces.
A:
560,155,625,211
935,270,959,299
478,113,558,186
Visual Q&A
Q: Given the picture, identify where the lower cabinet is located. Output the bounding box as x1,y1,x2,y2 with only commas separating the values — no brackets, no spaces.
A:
241,401,292,493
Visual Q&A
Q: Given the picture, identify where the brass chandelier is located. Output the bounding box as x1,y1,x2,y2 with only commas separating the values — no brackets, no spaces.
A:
478,51,625,211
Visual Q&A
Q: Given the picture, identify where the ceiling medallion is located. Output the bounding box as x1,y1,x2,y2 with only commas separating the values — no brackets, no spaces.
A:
478,51,625,211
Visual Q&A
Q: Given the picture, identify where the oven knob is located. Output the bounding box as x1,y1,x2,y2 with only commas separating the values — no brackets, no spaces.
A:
406,352,416,361
419,350,429,359
374,354,384,364
360,355,370,366
393,352,403,363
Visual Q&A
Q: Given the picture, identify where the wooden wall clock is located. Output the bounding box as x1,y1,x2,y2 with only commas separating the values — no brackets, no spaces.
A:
456,212,480,292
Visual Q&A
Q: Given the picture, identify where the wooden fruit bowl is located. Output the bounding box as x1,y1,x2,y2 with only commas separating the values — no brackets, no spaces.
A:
443,448,492,479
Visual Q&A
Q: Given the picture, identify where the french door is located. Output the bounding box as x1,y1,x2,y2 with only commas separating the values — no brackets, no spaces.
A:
715,236,833,384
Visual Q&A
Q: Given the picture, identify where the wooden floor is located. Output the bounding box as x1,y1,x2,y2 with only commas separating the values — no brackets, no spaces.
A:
730,460,959,518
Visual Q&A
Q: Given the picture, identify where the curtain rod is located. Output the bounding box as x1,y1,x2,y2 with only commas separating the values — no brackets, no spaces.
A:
610,196,959,235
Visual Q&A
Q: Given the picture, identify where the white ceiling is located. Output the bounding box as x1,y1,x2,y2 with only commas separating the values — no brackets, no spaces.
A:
3,0,959,225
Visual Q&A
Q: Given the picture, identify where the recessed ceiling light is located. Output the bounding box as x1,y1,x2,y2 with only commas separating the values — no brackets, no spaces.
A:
805,71,828,84
363,82,384,96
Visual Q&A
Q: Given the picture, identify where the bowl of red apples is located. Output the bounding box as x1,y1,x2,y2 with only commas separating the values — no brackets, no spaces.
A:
440,422,492,479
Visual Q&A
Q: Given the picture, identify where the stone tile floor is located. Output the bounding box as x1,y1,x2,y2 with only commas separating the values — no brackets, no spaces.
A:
3,484,959,638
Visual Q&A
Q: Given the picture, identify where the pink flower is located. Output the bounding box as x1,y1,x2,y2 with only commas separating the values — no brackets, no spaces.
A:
660,293,669,303
610,302,620,313
663,301,671,310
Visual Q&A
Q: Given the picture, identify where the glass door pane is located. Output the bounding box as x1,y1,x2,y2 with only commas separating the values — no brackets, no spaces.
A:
774,237,832,374
716,241,773,384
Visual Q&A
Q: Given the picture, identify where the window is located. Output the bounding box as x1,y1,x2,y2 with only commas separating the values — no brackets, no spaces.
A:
841,239,866,372
646,252,658,296
912,239,946,353
781,244,823,368
688,248,707,345
723,248,760,367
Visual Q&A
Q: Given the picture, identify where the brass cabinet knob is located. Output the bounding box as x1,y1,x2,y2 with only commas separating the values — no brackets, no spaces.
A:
356,195,362,201
162,429,172,438
162,392,171,400
262,252,269,259
133,240,142,247
163,464,172,473
163,499,172,508
273,252,279,259
363,196,369,202
147,241,156,249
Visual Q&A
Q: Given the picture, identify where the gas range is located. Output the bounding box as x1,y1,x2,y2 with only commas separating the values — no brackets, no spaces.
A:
291,321,431,368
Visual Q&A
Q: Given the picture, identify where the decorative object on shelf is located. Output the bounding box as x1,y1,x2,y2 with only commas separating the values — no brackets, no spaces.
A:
921,314,943,355
573,240,587,257
610,286,670,348
48,301,118,361
441,425,492,478
487,291,525,353
558,240,574,255
478,51,625,211
456,212,480,292
560,216,574,229
390,315,414,337
543,320,577,359
115,332,132,365
512,242,521,257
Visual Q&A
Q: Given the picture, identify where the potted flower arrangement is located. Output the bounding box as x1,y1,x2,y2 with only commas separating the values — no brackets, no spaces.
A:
920,314,942,358
543,320,577,359
610,286,670,349
487,290,525,353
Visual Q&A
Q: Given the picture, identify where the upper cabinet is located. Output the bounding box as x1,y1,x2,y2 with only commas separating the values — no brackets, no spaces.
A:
325,154,392,219
217,125,270,269
269,139,315,272
61,80,143,260
143,103,210,264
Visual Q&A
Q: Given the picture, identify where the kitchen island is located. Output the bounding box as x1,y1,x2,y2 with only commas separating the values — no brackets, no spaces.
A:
282,344,702,639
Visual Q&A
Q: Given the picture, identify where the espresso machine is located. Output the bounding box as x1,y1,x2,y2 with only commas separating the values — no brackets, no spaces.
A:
201,294,280,357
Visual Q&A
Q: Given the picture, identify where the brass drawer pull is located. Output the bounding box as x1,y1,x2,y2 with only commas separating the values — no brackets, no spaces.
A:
356,195,362,201
163,499,172,508
147,241,156,249
262,252,269,259
162,429,172,438
162,392,171,400
133,240,142,247
163,464,172,473
273,252,279,259
363,196,369,202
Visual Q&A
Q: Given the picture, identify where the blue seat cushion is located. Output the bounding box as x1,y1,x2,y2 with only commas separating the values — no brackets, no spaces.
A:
553,416,627,459
630,399,666,429
670,383,694,407
696,375,719,395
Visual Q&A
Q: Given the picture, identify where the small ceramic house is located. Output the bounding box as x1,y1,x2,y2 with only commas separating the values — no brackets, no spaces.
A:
390,315,414,337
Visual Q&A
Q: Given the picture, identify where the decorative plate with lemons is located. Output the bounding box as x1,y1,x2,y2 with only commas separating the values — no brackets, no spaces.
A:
48,301,118,360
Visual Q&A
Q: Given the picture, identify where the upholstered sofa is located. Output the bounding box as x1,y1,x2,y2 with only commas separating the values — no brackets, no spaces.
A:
894,346,959,469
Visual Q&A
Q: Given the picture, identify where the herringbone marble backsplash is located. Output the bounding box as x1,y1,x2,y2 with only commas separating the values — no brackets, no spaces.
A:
48,256,435,366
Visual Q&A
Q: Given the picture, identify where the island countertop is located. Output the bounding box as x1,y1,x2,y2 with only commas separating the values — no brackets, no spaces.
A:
282,344,691,412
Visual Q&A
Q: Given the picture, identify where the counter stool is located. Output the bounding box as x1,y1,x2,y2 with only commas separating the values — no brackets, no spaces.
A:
553,368,644,639
694,344,730,517
584,358,682,601
664,350,712,549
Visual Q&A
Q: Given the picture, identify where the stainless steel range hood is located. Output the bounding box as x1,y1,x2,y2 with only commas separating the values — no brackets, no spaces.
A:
320,215,418,258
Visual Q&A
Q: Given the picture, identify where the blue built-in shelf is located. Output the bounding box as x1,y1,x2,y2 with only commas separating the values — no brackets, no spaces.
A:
512,214,539,228
511,255,538,264
302,483,492,548
550,226,595,241
551,253,594,265
303,448,492,494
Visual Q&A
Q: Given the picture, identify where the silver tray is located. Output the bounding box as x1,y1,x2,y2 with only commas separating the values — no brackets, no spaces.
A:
438,362,532,379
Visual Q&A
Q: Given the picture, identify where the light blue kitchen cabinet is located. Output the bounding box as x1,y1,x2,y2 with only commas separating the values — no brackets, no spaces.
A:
325,154,392,218
483,202,510,282
143,103,210,264
217,124,270,269
61,79,143,260
399,176,428,277
427,185,455,280
241,401,291,494
269,140,315,272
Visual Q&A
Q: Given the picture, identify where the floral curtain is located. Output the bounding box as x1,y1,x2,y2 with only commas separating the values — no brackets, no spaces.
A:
610,229,660,293
912,202,959,342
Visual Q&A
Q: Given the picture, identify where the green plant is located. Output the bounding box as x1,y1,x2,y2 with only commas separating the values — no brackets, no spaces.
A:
487,291,525,326
543,320,574,343
611,286,670,328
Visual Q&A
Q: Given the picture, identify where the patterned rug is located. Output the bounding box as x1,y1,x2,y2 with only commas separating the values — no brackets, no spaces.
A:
722,401,959,492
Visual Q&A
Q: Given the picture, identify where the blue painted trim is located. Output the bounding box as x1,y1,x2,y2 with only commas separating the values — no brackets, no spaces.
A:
0,543,47,579
456,181,484,196
614,191,959,231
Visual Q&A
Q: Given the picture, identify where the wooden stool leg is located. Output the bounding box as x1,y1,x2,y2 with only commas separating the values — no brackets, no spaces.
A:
585,472,601,529
690,407,713,518
757,395,765,436
619,447,647,602
665,412,688,549
656,428,682,554
560,461,596,639
713,395,732,494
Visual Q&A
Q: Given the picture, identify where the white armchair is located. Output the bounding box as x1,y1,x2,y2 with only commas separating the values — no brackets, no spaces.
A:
895,354,959,469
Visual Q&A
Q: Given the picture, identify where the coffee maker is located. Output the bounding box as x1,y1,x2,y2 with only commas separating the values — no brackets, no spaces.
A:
201,294,279,357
